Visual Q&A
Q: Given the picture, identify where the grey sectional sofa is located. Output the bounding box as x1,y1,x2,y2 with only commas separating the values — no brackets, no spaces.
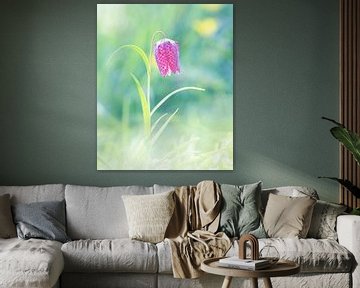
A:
0,184,359,288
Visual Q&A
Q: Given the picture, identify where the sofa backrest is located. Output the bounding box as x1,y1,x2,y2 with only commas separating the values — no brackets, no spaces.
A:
1,184,320,240
65,184,153,240
153,184,175,194
0,184,65,204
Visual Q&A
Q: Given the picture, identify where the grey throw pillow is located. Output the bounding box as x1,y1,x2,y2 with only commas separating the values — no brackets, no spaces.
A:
307,200,347,240
218,182,266,238
0,194,16,238
12,200,70,243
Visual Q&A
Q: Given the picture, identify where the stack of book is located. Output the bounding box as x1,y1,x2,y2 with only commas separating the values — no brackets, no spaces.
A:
218,257,271,270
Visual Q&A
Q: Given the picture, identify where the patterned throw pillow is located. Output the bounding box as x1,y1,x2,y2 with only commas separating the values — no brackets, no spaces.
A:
263,193,316,238
218,182,266,238
122,191,175,243
307,200,347,240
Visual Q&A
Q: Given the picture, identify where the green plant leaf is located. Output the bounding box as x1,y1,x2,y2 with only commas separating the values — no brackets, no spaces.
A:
322,117,344,127
351,208,360,215
130,73,151,135
318,176,360,198
106,44,150,78
151,113,168,133
151,87,205,116
322,117,360,165
151,109,179,145
330,126,360,165
107,44,152,115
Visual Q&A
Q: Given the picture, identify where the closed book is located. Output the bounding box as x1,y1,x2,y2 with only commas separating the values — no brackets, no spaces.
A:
218,257,271,270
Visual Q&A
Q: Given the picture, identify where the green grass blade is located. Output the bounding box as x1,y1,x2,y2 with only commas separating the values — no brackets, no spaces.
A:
107,44,152,111
151,109,179,145
150,87,205,116
151,113,168,133
130,73,151,135
106,45,150,78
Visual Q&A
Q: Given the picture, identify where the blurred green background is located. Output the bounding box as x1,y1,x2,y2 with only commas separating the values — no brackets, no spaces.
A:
97,4,233,170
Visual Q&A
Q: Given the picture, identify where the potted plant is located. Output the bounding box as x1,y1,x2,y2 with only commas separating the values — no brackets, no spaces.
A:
320,117,360,215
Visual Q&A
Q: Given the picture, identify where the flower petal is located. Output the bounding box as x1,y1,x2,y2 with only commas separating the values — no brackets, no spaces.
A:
154,38,180,77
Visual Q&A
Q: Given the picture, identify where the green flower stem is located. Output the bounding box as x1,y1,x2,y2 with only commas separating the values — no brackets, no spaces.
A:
130,73,151,135
151,87,205,116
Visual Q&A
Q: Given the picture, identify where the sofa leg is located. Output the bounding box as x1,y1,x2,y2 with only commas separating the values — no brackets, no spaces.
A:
263,277,273,288
221,276,232,288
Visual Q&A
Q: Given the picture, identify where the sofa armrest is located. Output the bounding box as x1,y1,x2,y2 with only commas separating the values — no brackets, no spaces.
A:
337,215,360,288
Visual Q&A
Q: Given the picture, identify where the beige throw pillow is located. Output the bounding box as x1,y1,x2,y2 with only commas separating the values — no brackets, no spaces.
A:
263,193,316,238
122,191,175,243
0,194,17,238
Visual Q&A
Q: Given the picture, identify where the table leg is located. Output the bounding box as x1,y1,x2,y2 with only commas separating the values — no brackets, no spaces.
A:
221,276,233,288
251,278,258,288
263,277,273,288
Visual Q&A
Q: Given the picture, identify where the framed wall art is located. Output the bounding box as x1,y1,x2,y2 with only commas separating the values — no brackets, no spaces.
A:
97,4,233,170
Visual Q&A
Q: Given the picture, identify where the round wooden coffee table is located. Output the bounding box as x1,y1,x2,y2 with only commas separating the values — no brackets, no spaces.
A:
201,257,300,288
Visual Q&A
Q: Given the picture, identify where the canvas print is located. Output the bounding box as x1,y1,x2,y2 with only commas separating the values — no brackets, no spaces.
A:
97,4,233,170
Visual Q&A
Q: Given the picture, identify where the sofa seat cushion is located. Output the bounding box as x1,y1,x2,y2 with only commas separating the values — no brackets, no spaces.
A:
0,238,64,288
260,238,353,272
230,238,353,273
61,239,158,273
157,238,353,274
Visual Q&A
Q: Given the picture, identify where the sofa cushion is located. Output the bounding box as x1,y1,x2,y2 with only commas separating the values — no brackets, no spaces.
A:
0,238,64,288
261,238,353,273
218,182,266,238
12,200,70,243
232,238,353,273
0,184,65,204
307,200,347,240
61,239,158,273
158,237,353,274
261,186,319,213
153,184,175,194
122,191,175,243
156,240,173,274
263,193,316,238
65,185,153,239
0,194,16,238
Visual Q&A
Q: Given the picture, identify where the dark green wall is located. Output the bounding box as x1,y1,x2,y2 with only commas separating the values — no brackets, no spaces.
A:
0,0,340,202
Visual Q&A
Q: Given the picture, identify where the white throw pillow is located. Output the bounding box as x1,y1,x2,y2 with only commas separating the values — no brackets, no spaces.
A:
122,191,175,243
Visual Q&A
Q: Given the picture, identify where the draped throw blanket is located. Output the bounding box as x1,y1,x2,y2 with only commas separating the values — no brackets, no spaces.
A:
165,180,231,278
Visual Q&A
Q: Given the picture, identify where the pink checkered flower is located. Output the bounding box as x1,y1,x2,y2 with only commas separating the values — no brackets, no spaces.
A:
154,38,180,77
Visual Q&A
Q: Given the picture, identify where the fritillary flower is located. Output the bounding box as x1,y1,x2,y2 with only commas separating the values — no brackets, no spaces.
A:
154,38,180,77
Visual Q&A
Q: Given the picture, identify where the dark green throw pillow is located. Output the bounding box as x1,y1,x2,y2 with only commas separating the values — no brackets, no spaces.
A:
12,200,70,243
218,182,266,238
